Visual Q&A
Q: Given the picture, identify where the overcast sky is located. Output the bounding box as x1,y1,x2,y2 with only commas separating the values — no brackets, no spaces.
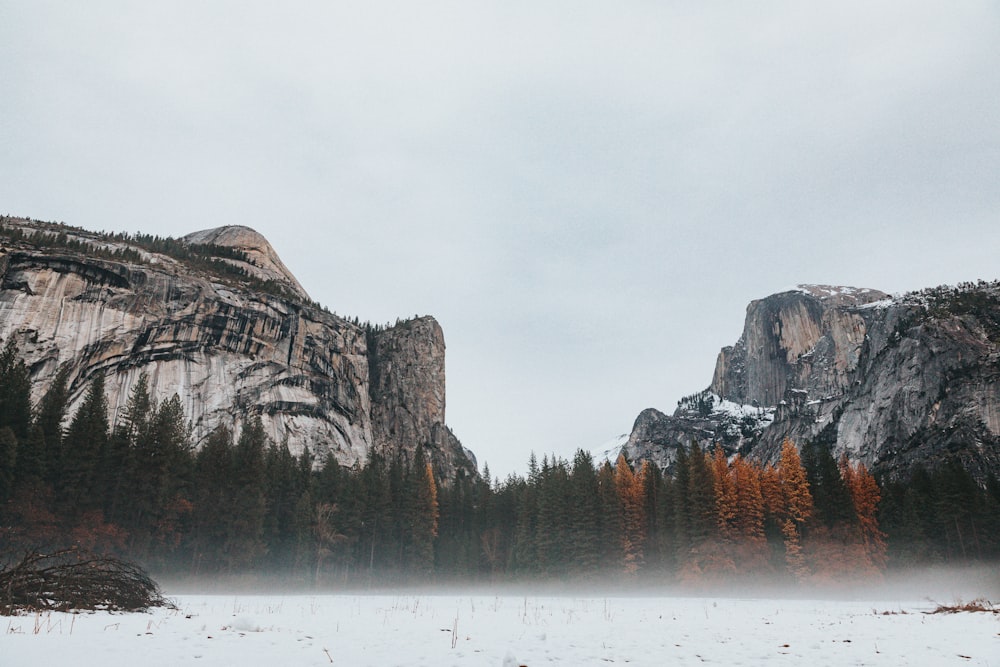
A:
2,2,999,476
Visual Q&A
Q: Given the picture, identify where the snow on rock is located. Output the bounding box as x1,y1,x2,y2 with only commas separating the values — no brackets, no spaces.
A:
590,433,629,465
793,284,888,302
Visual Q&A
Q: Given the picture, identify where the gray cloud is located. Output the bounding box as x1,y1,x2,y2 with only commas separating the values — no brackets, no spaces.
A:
2,1,999,475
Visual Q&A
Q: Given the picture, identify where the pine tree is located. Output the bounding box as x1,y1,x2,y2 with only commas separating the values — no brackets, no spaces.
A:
312,499,347,584
882,465,941,564
671,443,691,562
291,445,316,573
34,366,70,486
597,460,624,571
802,440,853,528
358,449,391,576
226,415,268,570
106,375,153,526
0,338,32,443
568,449,600,575
59,374,110,515
444,470,481,577
649,465,677,574
0,427,17,503
932,460,982,561
685,442,717,552
482,472,517,578
190,426,235,573
120,391,192,560
0,338,31,500
513,452,540,574
263,439,303,569
535,455,570,576
14,424,47,492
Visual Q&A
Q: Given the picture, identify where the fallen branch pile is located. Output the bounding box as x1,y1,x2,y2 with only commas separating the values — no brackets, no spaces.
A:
0,548,171,615
927,598,998,615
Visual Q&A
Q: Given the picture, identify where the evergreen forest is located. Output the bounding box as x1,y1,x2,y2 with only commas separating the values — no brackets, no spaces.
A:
1,336,998,586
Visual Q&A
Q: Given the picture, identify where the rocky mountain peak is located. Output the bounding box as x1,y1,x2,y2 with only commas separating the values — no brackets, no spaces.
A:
624,280,1000,483
711,285,889,407
181,225,310,301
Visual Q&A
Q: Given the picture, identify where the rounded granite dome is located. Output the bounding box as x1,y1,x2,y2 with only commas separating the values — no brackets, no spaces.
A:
181,225,309,301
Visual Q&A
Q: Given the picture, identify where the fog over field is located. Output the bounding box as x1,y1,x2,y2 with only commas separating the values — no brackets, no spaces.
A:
4,569,998,666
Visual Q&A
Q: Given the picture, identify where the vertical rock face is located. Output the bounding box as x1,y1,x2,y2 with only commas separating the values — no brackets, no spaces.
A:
626,282,1000,483
0,218,475,478
711,286,888,406
368,317,476,477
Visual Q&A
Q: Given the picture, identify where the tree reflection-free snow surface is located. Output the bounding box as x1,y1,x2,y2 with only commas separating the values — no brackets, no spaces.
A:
3,592,997,666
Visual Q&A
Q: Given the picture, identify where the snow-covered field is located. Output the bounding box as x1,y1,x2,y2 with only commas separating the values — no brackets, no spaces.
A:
3,590,998,666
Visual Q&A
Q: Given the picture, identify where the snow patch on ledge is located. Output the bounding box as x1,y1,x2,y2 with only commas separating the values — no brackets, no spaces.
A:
794,284,883,299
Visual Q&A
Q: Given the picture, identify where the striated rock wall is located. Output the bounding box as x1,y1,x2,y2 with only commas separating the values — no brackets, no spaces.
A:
0,218,474,478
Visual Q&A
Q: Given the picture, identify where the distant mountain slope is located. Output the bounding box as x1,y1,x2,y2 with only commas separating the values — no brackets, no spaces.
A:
624,282,1000,482
0,216,475,478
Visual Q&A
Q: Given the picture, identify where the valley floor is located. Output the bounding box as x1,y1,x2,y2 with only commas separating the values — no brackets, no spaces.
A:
2,592,998,666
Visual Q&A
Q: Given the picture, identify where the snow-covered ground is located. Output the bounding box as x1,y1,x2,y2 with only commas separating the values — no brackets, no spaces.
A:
3,589,998,666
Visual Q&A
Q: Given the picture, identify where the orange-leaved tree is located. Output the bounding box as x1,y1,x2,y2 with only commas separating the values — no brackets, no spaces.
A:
615,454,647,574
840,455,886,571
777,439,813,581
712,447,738,541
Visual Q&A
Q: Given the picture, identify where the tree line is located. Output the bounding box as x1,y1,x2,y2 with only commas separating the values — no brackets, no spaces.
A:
1,336,998,585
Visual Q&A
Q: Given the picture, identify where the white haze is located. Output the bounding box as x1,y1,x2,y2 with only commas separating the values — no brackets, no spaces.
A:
4,569,998,666
2,2,999,475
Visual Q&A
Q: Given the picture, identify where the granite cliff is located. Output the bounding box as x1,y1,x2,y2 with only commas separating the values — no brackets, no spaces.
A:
625,283,1000,482
0,217,476,478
